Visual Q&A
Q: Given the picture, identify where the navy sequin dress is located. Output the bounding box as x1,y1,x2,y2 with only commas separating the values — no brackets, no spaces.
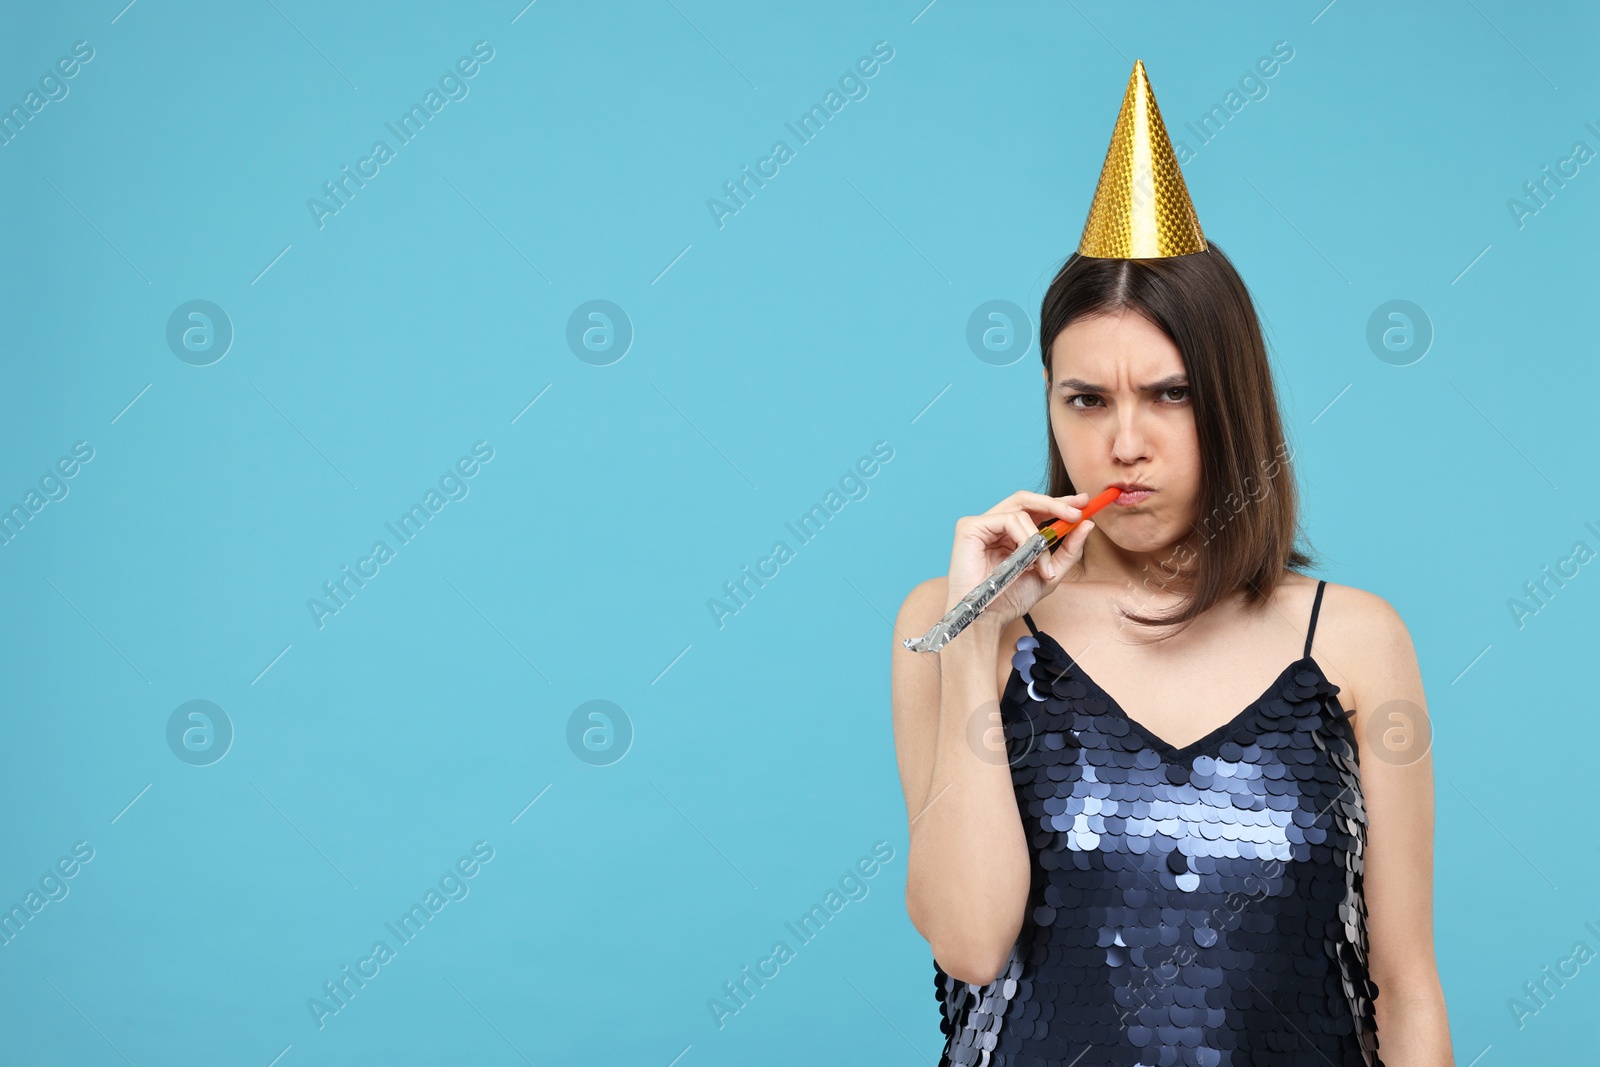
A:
934,579,1382,1067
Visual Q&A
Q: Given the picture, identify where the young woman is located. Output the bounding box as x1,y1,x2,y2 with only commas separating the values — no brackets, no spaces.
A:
891,244,1452,1065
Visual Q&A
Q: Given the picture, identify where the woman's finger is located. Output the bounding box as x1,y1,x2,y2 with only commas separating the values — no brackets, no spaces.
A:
981,490,1089,520
999,511,1053,579
953,515,1028,573
1063,518,1095,562
956,511,1022,547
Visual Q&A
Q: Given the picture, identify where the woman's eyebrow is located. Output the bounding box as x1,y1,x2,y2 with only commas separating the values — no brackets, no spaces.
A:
1055,374,1189,393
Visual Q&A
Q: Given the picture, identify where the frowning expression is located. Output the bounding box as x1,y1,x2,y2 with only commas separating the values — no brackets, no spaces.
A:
1043,309,1201,553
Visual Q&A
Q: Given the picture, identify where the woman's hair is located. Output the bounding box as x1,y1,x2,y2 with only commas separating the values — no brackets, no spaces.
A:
1037,240,1316,633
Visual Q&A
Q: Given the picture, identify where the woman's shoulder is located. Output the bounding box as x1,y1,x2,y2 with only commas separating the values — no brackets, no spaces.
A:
896,576,950,635
895,575,1034,657
1285,572,1418,716
1288,571,1409,638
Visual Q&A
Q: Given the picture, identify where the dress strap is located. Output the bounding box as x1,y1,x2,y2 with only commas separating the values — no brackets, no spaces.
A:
1022,612,1040,637
1303,579,1327,659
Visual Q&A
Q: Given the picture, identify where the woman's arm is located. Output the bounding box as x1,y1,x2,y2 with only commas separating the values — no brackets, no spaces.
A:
891,492,1092,987
891,576,1032,987
1341,587,1454,1066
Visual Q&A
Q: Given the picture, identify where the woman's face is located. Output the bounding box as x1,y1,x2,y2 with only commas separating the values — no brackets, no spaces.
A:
1043,309,1201,558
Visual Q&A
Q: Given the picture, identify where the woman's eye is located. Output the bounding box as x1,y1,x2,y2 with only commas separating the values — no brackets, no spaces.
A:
1063,389,1186,408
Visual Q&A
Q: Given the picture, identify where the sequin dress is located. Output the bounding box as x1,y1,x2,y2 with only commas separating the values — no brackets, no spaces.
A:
934,579,1382,1067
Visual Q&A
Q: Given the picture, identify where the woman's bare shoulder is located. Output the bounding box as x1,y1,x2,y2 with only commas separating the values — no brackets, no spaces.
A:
1290,573,1419,716
1305,575,1411,644
896,576,950,635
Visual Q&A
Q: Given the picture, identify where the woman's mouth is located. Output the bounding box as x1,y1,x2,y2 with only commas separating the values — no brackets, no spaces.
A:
1113,488,1154,506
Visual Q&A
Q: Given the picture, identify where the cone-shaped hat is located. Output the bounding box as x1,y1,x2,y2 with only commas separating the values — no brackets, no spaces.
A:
1078,60,1207,259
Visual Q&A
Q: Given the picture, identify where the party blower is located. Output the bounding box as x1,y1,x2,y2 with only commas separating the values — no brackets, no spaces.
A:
902,487,1123,653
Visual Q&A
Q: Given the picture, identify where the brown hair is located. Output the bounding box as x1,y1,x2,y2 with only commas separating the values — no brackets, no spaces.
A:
1037,240,1316,633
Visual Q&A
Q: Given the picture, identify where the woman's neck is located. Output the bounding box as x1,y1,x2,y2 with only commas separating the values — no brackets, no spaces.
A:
1075,527,1199,597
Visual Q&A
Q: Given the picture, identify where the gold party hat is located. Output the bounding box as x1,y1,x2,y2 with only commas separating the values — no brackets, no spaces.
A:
1078,59,1207,259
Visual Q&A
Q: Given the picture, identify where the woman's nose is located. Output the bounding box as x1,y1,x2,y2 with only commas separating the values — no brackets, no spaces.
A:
1109,414,1149,462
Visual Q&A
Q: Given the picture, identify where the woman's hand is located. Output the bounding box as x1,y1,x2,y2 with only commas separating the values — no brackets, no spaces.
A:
944,491,1096,632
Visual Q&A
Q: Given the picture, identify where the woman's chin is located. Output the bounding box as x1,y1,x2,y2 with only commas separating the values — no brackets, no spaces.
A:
1097,521,1187,556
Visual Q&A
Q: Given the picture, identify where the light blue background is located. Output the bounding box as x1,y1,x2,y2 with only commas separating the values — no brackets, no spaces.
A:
2,1,1596,1063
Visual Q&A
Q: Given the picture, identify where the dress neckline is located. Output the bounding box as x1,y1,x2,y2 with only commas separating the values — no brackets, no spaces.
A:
1022,626,1332,763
